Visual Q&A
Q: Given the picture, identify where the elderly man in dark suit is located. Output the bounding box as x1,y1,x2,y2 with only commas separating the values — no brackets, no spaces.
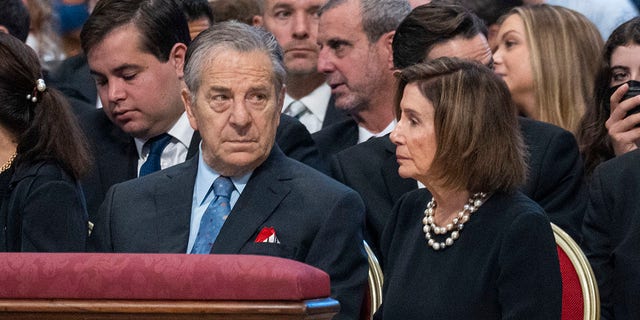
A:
77,0,326,219
89,21,368,320
331,2,587,258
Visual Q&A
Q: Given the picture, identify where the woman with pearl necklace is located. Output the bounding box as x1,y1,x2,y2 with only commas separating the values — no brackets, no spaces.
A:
374,58,562,319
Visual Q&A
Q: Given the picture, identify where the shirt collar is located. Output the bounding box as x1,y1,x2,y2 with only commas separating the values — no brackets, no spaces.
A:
282,83,332,122
358,120,397,144
194,145,252,205
133,112,194,157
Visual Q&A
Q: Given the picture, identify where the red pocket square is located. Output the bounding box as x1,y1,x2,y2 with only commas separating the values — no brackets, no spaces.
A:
255,227,279,243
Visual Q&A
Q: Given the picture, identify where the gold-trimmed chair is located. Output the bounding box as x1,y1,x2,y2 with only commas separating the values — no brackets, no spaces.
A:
361,240,383,320
551,223,600,320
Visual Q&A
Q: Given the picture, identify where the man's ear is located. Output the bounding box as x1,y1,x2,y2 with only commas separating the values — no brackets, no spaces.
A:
0,26,9,35
275,86,284,126
170,42,188,78
252,15,263,27
380,31,396,70
277,85,286,113
181,88,199,131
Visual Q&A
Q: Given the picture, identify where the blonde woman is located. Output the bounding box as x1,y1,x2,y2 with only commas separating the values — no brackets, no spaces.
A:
493,4,603,133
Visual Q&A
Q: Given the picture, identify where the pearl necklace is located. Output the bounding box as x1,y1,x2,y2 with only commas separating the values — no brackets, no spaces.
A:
422,192,488,251
0,153,16,174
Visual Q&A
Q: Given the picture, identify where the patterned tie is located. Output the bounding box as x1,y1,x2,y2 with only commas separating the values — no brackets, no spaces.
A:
285,100,309,119
139,133,172,177
190,176,235,254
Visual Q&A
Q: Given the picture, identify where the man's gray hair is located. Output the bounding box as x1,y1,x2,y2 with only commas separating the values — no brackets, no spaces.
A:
320,0,411,43
183,21,286,99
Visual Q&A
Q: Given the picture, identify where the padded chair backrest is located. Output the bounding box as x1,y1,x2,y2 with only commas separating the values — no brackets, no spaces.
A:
0,252,330,301
551,223,600,320
361,240,383,320
0,253,340,319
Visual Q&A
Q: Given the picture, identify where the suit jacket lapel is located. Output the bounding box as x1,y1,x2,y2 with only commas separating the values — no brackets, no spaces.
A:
122,128,201,182
117,129,200,187
187,131,201,159
102,123,138,188
380,136,417,202
211,147,291,254
344,119,359,149
330,119,359,154
153,157,198,253
322,95,350,128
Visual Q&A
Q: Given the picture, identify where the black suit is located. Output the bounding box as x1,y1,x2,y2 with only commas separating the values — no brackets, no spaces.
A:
312,117,358,162
0,161,87,252
90,146,368,320
582,149,640,320
80,109,326,220
331,117,587,258
330,133,412,257
322,96,351,129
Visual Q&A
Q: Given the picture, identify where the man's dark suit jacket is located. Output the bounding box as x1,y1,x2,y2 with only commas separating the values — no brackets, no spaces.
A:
80,109,326,220
312,117,358,162
582,149,640,320
89,146,368,320
321,96,351,129
331,117,587,258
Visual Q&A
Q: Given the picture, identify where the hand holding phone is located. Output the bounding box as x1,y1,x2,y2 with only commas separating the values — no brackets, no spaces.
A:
605,80,640,155
606,80,640,116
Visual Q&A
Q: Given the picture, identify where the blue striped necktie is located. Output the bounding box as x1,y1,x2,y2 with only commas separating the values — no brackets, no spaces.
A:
139,133,172,177
190,176,235,254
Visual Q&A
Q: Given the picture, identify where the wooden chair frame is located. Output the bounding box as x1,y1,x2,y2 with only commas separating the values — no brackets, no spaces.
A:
0,298,339,320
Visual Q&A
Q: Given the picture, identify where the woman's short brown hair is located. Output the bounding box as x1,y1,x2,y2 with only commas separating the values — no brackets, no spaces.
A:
396,57,527,193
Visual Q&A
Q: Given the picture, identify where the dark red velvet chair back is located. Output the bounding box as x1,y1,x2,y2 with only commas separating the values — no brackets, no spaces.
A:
552,223,600,320
0,253,339,319
557,245,584,320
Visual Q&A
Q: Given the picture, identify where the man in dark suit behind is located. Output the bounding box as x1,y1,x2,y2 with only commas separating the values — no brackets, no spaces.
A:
331,2,587,258
78,0,325,219
582,149,640,320
253,0,349,133
312,0,411,159
90,21,367,320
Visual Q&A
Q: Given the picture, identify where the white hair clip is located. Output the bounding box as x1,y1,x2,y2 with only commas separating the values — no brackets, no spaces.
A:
26,78,47,103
